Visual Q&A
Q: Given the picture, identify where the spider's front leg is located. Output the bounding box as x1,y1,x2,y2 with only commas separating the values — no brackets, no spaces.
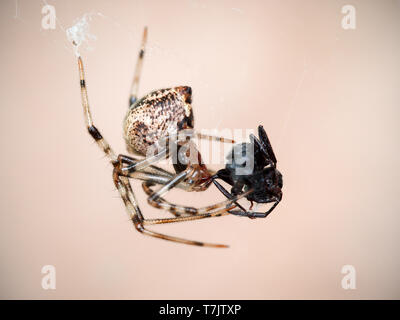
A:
77,57,118,164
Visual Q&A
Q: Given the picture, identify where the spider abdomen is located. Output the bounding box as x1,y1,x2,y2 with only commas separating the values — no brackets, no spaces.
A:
123,86,193,155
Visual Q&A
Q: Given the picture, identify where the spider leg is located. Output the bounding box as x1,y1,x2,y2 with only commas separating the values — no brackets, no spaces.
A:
143,190,253,222
77,57,118,163
117,155,193,217
117,154,174,178
196,132,235,144
143,167,253,216
119,133,201,174
113,166,229,248
119,160,193,192
138,228,228,248
129,26,147,106
175,129,235,144
137,173,191,192
117,153,191,215
120,147,168,173
142,181,251,221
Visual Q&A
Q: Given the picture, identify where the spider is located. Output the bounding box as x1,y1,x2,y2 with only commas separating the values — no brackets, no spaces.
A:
75,27,283,248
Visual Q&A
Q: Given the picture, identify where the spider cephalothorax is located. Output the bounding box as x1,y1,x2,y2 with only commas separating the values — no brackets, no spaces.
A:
213,125,283,218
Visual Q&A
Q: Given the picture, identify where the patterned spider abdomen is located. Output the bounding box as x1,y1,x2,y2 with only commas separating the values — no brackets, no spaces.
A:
123,86,193,155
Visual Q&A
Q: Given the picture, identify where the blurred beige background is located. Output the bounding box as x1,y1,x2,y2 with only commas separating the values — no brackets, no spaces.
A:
0,0,399,299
